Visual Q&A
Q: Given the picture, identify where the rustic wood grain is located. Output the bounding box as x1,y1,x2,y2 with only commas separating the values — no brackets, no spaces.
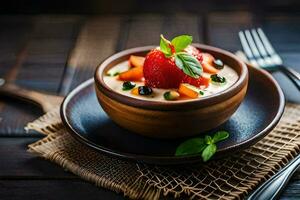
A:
59,16,122,94
162,14,203,43
280,180,300,199
0,180,123,200
0,16,82,135
207,12,255,51
262,14,300,53
0,138,75,178
124,14,164,49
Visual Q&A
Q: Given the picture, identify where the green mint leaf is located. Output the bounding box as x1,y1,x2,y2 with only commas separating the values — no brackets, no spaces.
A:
212,131,229,143
171,35,193,53
174,54,183,68
202,144,217,162
160,34,172,57
204,135,213,144
175,138,207,156
174,52,202,78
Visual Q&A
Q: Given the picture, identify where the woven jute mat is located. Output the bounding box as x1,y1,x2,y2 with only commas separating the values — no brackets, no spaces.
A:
26,103,300,200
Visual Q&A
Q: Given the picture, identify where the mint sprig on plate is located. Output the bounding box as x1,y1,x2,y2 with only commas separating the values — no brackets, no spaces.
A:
159,34,202,78
175,131,229,162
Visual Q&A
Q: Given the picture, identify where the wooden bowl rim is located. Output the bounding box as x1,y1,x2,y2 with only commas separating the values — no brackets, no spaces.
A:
94,44,248,110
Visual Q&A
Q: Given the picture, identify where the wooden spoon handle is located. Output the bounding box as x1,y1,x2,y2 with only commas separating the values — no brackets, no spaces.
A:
0,82,64,113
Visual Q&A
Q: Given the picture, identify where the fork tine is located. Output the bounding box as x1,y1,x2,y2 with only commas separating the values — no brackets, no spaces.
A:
257,28,283,65
238,31,254,58
257,28,276,55
251,29,268,57
239,31,258,67
244,30,260,58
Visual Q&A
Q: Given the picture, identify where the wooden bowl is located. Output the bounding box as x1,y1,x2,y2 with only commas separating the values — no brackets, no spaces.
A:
94,44,248,138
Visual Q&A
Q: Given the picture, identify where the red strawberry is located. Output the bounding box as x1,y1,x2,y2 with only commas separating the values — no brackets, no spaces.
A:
182,75,210,87
144,49,184,88
144,46,208,89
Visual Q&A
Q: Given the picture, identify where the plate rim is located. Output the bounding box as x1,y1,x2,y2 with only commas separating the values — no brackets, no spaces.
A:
60,67,285,164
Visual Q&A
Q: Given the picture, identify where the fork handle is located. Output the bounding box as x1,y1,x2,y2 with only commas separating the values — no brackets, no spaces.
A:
247,154,300,200
280,66,300,91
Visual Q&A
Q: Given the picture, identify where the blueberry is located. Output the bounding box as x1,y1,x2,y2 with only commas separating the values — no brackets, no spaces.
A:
122,81,136,90
213,59,224,69
138,86,153,95
211,74,226,83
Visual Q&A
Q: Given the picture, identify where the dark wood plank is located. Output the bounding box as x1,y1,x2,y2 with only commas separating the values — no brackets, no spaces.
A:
122,14,164,49
208,12,300,53
0,16,82,135
30,15,83,39
280,179,300,200
207,11,254,51
60,16,122,94
0,180,124,200
16,16,82,93
0,138,75,178
162,14,203,43
0,99,44,135
262,14,300,53
0,16,32,80
122,14,203,49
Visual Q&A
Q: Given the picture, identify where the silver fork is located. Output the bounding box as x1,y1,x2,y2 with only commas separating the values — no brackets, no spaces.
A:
239,28,300,91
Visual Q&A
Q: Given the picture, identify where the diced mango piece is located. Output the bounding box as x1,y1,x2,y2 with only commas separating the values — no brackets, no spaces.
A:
131,87,139,95
178,83,199,99
118,66,143,81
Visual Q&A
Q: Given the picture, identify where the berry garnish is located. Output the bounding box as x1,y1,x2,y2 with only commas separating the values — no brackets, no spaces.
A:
138,86,153,95
122,81,136,90
211,74,226,84
213,59,224,69
164,91,180,101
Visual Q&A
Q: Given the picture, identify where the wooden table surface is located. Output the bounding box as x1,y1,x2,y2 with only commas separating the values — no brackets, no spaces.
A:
0,13,300,199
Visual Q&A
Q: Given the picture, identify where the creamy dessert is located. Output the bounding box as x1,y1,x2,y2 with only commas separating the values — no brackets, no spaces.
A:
103,34,239,101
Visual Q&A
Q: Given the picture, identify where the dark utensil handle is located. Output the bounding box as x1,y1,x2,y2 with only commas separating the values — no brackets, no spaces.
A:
247,154,300,200
0,82,64,113
280,66,300,91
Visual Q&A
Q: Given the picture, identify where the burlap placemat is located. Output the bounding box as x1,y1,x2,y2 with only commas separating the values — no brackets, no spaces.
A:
26,103,300,200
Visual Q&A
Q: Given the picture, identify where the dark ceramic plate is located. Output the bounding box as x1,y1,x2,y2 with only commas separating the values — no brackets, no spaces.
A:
61,66,285,165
